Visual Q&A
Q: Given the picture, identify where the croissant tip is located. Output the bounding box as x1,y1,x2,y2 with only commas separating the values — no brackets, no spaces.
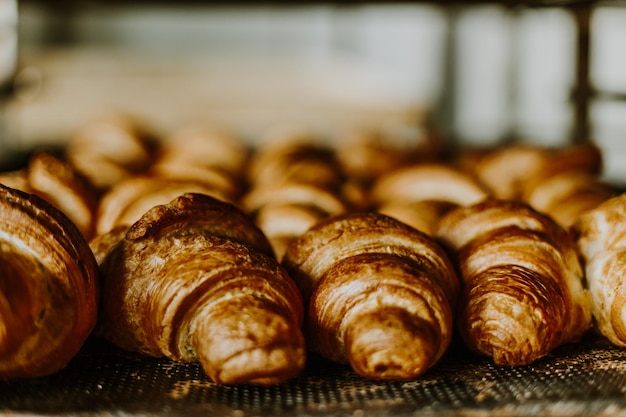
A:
210,345,307,385
345,308,441,380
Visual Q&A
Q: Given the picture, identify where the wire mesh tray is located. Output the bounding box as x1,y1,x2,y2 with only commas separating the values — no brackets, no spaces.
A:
1,333,626,417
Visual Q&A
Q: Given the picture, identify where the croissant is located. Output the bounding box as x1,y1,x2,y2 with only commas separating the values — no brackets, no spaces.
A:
155,126,250,179
435,199,591,366
377,200,458,236
334,126,443,187
247,132,344,191
370,163,489,208
151,127,250,201
370,163,489,234
66,113,158,190
573,193,626,347
470,142,604,203
26,152,99,240
0,184,99,379
522,171,615,229
239,126,352,261
91,193,306,385
0,152,99,240
95,176,233,235
282,211,459,380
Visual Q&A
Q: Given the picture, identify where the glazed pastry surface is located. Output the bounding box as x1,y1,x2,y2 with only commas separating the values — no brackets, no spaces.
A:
92,193,306,385
0,185,99,379
283,211,459,380
436,199,591,365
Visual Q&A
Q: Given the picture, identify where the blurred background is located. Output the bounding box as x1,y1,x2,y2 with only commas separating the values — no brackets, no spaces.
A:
2,1,626,182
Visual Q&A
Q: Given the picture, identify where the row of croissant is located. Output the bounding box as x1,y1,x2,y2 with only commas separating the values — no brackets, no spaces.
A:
0,113,625,385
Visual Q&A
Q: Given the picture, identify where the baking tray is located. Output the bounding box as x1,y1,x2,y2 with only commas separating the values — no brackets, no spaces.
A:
2,332,626,417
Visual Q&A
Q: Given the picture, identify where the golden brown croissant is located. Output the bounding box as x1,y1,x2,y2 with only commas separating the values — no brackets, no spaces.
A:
247,132,344,191
573,193,626,347
435,199,591,366
0,184,99,379
469,142,604,203
91,193,306,385
370,163,489,208
377,200,458,236
151,126,250,201
370,163,488,234
241,180,349,260
95,176,233,235
282,211,459,380
237,127,351,260
155,126,250,179
334,126,443,187
66,113,158,191
26,152,99,240
0,153,99,240
522,171,615,229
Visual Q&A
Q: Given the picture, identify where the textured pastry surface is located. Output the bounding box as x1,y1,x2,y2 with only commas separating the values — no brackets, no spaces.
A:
574,193,626,347
93,193,306,385
436,199,591,366
282,211,459,380
0,184,99,379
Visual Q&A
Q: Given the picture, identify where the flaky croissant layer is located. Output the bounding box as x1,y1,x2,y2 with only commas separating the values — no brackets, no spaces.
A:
91,193,306,385
574,193,626,348
0,185,99,379
283,211,459,380
436,199,591,366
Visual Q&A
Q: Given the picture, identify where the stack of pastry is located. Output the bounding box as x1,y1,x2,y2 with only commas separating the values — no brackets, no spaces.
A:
1,109,622,385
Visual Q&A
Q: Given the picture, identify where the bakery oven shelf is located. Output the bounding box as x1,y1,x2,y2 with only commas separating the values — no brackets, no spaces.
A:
1,334,626,417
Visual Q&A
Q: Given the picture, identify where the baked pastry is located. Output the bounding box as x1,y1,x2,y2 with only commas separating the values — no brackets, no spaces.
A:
0,152,99,240
66,113,157,191
247,141,344,191
334,126,443,187
95,176,232,235
91,193,306,385
241,181,349,260
369,163,489,208
156,126,250,178
436,199,591,365
522,171,614,229
471,144,549,200
151,126,250,201
0,184,99,379
377,200,458,236
282,212,459,380
241,130,349,257
26,152,99,240
573,193,626,347
370,163,488,234
470,142,603,202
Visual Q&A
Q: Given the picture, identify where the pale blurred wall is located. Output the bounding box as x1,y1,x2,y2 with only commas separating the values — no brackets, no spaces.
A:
8,2,626,182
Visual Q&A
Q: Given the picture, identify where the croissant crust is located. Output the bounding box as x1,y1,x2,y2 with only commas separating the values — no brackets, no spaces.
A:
436,199,591,366
93,193,305,385
0,184,99,379
283,211,459,380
